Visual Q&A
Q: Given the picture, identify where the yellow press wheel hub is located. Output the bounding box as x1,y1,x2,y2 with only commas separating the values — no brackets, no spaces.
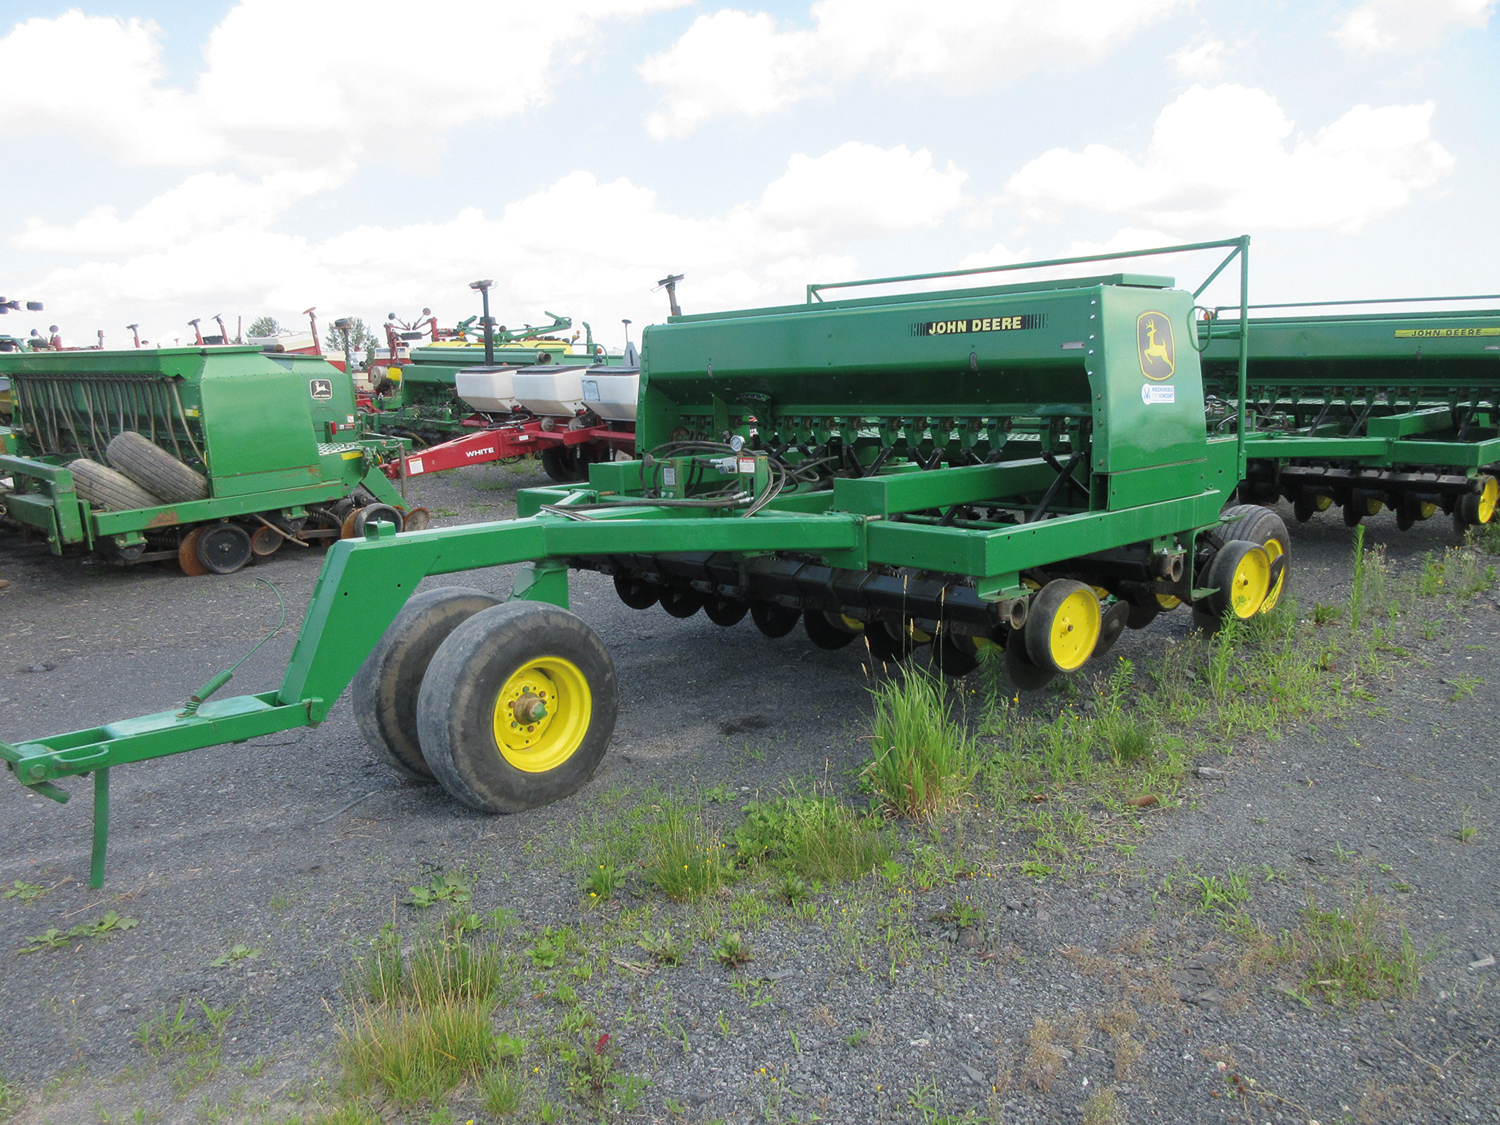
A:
1481,476,1499,524
1045,587,1101,672
492,656,592,773
1226,545,1272,619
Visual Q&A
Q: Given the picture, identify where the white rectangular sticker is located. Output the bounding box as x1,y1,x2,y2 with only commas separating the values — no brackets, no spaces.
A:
582,379,600,402
408,456,424,474
663,466,677,486
737,457,757,474
1141,383,1176,404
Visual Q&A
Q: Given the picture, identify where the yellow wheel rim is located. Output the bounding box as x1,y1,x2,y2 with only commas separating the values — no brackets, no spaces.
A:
1314,495,1332,511
1480,477,1498,524
492,656,592,773
1155,593,1181,610
1420,501,1437,519
837,614,864,632
1046,588,1101,672
1365,496,1384,516
1227,545,1271,619
1258,537,1287,613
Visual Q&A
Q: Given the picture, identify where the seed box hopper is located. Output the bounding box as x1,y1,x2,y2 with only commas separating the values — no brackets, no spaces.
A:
1198,298,1500,531
0,345,415,572
1,238,1287,886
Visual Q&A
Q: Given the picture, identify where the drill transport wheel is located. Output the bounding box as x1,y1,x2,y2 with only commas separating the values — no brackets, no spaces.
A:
417,602,617,813
353,586,502,782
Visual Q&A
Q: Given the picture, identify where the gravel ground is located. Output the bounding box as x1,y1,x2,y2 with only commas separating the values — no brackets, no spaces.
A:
0,462,1496,1125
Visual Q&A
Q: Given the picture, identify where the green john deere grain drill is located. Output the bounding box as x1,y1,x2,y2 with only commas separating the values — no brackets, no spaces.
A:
2,238,1285,886
0,345,417,573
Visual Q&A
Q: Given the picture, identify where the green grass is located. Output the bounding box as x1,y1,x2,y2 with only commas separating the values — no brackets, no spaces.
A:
337,998,496,1107
478,1063,527,1114
645,803,730,900
1293,886,1426,1007
733,795,891,882
865,667,978,818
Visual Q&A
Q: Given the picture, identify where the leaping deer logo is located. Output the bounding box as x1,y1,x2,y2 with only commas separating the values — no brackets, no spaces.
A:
1137,311,1175,380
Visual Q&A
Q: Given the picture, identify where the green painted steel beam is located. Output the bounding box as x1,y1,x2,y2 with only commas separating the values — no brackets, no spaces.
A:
866,490,1224,576
0,692,313,784
1243,435,1390,459
831,460,1057,516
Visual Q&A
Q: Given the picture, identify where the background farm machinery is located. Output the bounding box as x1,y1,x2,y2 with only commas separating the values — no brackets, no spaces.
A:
1199,297,1500,534
0,238,1293,887
0,345,419,574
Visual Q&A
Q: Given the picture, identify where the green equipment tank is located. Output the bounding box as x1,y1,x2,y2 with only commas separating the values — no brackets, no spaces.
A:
1198,297,1500,532
0,345,416,572
0,238,1286,887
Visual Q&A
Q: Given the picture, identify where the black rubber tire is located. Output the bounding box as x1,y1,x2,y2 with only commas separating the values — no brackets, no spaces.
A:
1024,579,1100,674
70,458,164,512
352,503,405,537
541,445,583,483
104,431,208,503
613,573,659,610
750,600,801,638
195,522,252,574
1292,495,1317,523
703,597,748,627
1005,626,1056,691
417,601,617,813
352,586,501,781
1093,600,1131,659
1208,504,1290,611
803,610,859,650
659,587,703,619
1201,539,1267,621
1125,601,1159,630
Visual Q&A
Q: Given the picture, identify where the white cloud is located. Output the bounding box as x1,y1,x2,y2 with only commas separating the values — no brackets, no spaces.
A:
0,1,687,173
12,171,340,256
758,143,967,235
1170,37,1226,79
1334,0,1495,52
642,0,1190,139
1004,85,1454,234
20,143,967,347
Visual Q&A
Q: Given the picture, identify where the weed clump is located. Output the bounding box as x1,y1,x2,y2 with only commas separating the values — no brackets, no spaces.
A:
865,668,977,818
645,803,729,900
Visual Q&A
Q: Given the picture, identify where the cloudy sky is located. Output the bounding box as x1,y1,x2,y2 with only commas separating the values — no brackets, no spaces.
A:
0,0,1494,349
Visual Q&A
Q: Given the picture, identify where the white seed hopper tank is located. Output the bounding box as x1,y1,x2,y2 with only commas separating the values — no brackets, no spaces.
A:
454,366,521,412
513,365,640,422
